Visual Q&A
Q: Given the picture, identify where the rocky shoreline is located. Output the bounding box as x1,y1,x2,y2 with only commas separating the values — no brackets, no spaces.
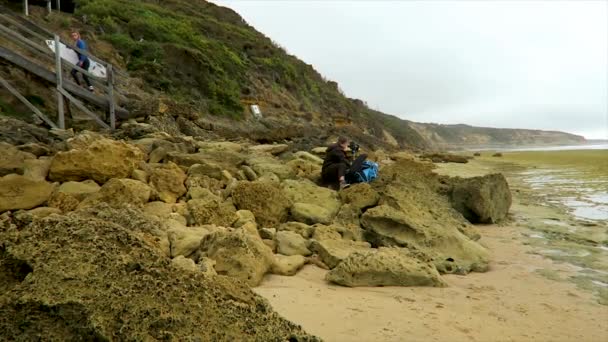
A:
254,157,608,341
0,117,515,340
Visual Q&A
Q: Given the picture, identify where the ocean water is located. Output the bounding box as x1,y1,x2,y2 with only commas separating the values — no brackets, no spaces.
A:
519,169,608,221
503,149,608,303
506,143,608,152
505,148,608,221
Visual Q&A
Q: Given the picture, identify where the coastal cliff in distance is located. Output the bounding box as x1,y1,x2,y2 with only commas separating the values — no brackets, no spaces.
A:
409,122,587,149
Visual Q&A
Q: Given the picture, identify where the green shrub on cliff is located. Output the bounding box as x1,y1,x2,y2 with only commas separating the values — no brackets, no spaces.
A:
64,0,431,148
73,0,353,119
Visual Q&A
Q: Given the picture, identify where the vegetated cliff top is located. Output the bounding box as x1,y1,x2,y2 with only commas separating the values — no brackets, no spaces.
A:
0,0,585,149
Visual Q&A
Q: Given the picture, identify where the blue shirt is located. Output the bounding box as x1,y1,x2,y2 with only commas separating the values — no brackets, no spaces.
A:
75,39,89,63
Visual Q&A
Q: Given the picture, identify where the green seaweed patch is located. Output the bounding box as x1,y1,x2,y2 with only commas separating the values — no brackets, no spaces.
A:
569,273,608,306
0,99,29,119
535,268,564,281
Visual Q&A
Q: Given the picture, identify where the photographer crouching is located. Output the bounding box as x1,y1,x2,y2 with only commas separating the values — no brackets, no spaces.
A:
321,136,367,190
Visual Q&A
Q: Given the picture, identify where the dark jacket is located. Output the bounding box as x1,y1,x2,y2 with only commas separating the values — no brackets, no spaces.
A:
322,143,350,172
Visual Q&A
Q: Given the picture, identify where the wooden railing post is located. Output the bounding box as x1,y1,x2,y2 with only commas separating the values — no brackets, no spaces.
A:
54,34,65,129
107,64,115,130
23,0,29,16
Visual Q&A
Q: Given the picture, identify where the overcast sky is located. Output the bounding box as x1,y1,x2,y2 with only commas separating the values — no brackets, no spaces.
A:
212,0,608,139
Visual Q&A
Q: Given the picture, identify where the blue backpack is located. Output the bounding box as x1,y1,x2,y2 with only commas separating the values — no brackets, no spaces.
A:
347,160,379,184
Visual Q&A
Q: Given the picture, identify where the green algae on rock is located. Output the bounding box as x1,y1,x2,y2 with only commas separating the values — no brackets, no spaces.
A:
326,247,447,287
0,209,318,341
365,159,490,274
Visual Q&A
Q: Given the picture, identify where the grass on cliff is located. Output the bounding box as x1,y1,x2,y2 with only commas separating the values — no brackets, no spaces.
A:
73,0,354,119
0,98,39,121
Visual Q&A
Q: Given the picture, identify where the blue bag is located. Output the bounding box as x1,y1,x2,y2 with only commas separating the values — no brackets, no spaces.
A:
347,160,379,184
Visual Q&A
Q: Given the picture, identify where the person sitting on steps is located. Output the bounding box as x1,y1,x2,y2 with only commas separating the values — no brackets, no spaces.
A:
321,136,352,190
70,31,94,92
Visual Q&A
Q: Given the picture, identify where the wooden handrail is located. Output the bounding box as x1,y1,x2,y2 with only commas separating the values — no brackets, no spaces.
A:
0,75,58,128
0,20,108,84
0,5,128,78
1,7,128,129
0,46,129,118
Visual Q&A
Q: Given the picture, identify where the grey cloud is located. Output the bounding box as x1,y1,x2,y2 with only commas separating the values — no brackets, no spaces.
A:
213,0,608,139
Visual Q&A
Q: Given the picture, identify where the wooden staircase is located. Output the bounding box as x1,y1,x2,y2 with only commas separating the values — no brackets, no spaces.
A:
0,7,130,130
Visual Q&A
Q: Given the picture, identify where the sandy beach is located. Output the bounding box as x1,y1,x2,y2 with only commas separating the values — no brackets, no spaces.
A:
256,155,608,342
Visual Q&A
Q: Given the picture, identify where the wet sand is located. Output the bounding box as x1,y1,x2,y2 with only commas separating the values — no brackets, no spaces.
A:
255,157,608,342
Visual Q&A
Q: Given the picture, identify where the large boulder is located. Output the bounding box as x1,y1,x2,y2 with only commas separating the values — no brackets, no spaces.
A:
0,211,313,340
188,162,224,180
171,255,199,272
233,210,256,228
311,224,343,241
310,239,371,269
361,203,489,274
49,137,144,183
450,173,512,223
232,181,290,227
359,160,489,274
47,180,101,212
275,231,311,256
166,150,244,175
339,183,380,211
143,201,175,219
246,155,295,180
240,165,258,181
293,151,324,164
326,247,446,287
249,144,289,155
0,117,52,145
47,192,80,212
310,147,327,156
286,159,321,181
197,141,244,153
0,143,36,176
312,223,363,241
27,207,62,219
131,137,195,156
147,162,187,203
64,131,105,150
291,203,336,225
0,174,54,212
421,152,469,164
17,142,51,157
282,179,341,224
188,198,237,227
333,204,365,241
57,180,101,200
278,222,315,239
168,225,211,258
78,178,151,209
188,186,221,202
185,175,224,199
48,179,101,212
199,230,274,286
22,158,52,181
271,254,307,276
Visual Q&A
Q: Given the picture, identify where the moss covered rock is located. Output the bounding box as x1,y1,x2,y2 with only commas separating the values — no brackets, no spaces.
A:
232,181,290,227
450,173,512,223
326,247,446,287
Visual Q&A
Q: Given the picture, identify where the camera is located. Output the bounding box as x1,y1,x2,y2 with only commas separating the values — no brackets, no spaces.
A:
348,141,360,155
